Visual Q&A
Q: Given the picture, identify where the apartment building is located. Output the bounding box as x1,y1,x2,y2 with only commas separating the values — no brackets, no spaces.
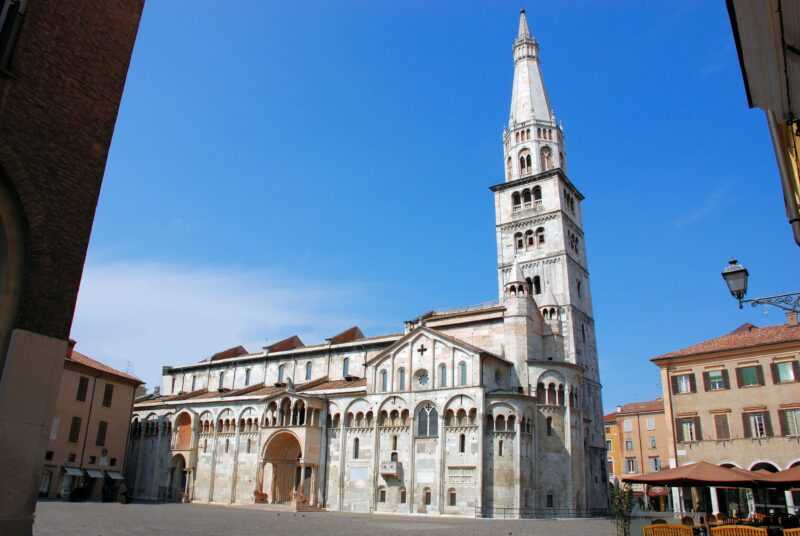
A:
39,343,142,501
653,313,800,515
604,399,672,511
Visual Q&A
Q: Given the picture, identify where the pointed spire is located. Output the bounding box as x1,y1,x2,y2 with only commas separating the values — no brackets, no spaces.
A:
508,9,553,126
517,9,531,40
509,255,525,283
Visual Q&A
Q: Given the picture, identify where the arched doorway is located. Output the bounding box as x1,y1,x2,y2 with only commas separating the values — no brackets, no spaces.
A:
750,462,785,514
174,412,192,450
168,454,187,502
263,432,302,504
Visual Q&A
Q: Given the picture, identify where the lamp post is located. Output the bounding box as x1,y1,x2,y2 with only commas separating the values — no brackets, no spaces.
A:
721,259,800,312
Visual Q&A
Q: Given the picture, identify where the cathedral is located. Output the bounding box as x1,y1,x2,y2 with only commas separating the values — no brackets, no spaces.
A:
126,10,608,517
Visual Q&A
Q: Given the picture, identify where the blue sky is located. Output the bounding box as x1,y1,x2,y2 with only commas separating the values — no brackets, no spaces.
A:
72,1,800,411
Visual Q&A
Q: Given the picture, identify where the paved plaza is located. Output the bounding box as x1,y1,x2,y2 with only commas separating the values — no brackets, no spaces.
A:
34,502,620,536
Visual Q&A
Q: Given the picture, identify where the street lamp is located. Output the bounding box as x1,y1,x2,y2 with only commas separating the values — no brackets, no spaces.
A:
721,259,800,312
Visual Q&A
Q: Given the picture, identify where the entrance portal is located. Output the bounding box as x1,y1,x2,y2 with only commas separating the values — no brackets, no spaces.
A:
263,432,302,504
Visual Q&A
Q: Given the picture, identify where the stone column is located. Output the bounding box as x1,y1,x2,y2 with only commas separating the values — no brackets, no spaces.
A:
438,411,446,514
710,486,720,515
230,423,241,504
208,425,219,502
672,487,683,514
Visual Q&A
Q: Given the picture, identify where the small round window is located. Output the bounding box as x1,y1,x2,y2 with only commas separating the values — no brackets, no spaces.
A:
414,369,430,388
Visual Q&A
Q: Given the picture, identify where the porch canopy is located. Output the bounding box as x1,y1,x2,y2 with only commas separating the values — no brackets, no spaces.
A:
622,461,760,488
761,465,800,488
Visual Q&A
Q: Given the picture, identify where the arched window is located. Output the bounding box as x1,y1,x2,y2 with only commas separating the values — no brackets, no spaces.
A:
540,146,553,170
400,488,407,504
532,185,542,201
380,369,388,392
522,189,531,205
378,486,386,503
526,128,530,140
459,433,466,453
438,363,447,387
416,403,439,437
342,357,350,377
514,232,523,251
305,361,312,380
577,279,582,298
533,275,541,295
424,487,432,506
353,437,360,459
546,417,553,436
458,362,467,386
392,434,398,450
218,371,225,388
448,488,457,506
525,229,534,248
515,131,519,142
498,439,504,456
277,365,285,383
398,367,406,391
511,191,521,209
535,226,545,245
581,324,586,342
519,149,531,176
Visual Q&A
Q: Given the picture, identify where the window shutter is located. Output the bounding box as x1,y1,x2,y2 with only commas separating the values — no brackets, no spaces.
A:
721,369,730,389
96,421,107,446
793,361,800,382
742,413,752,438
763,412,773,437
702,372,710,392
671,376,679,395
688,374,697,393
755,365,764,385
771,363,779,384
693,417,702,440
778,410,788,437
675,420,684,442
736,368,743,388
714,414,730,440
68,417,82,443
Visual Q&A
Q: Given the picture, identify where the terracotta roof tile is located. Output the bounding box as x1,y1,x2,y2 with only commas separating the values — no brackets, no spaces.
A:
266,336,305,352
68,350,142,384
654,322,800,360
302,378,367,391
328,326,364,344
603,399,663,422
208,345,250,362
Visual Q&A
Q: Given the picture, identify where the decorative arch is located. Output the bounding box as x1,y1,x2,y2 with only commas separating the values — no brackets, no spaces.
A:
750,460,780,472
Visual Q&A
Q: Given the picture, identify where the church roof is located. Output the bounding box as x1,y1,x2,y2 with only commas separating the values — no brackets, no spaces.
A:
327,326,364,344
265,335,305,353
207,345,250,362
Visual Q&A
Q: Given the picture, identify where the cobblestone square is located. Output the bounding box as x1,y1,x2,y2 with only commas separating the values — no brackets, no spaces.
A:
34,502,619,536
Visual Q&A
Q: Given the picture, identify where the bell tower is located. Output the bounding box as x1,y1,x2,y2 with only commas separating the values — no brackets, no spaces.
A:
491,9,598,383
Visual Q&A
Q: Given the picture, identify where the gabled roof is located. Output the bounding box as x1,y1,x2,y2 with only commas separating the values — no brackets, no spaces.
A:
653,322,800,361
67,350,142,385
366,326,507,366
265,335,305,353
207,345,250,362
328,326,364,344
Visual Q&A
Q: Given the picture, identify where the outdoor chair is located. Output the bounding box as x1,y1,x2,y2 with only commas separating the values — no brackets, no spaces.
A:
709,526,767,536
642,524,693,536
784,529,800,535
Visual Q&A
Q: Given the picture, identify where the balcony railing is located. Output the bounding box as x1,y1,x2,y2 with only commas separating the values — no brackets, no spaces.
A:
379,461,401,477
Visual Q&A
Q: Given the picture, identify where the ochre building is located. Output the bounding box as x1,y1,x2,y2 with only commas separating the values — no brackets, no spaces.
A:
653,313,800,516
604,399,672,511
127,11,608,518
39,343,142,500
